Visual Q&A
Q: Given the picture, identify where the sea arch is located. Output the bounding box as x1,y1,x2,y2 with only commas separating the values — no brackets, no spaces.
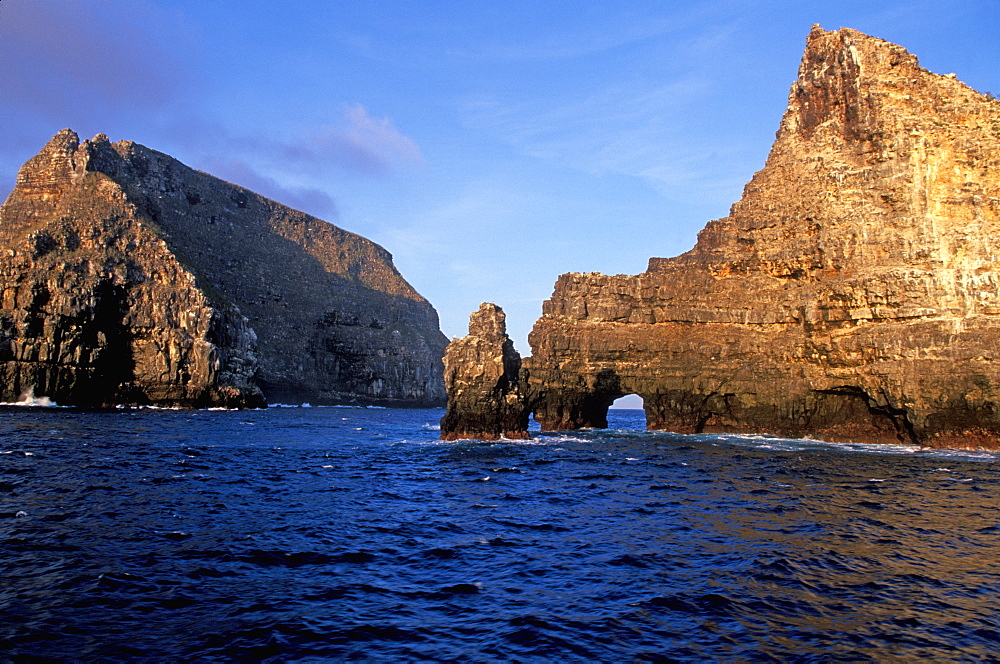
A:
527,366,657,431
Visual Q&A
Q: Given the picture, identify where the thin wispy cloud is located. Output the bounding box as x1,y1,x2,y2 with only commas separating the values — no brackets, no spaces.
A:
461,75,717,191
158,105,424,218
171,105,423,179
476,0,746,63
333,2,733,65
298,104,425,175
198,157,339,220
456,20,770,204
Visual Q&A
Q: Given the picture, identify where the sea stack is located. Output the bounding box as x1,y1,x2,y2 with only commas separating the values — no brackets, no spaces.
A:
0,130,448,408
440,303,530,440
445,26,1000,448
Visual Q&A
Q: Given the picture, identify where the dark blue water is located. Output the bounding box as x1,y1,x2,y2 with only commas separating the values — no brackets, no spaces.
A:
1,406,999,661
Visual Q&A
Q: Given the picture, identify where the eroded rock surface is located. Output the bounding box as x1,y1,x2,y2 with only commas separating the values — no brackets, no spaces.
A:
523,26,1000,448
0,130,447,407
440,303,529,440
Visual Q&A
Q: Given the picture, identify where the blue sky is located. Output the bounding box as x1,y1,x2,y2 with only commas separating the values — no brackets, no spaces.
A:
2,0,998,357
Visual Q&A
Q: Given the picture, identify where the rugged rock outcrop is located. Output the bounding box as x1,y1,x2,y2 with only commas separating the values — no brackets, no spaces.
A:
440,303,529,440
0,130,448,407
445,26,1000,448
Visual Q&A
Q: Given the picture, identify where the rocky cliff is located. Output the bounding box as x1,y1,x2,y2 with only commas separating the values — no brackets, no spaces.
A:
0,130,448,407
440,303,530,440
449,26,1000,448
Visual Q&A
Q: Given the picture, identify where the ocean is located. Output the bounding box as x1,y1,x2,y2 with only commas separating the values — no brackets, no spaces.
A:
1,405,998,661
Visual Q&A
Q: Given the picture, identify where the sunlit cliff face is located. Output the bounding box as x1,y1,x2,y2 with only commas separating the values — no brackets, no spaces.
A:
445,27,1000,448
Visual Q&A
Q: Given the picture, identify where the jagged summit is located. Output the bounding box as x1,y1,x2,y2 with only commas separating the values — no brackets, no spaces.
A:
444,26,1000,448
0,129,448,408
668,25,1000,272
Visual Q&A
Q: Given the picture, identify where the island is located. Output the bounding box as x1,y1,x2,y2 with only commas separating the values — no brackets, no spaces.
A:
0,130,448,408
442,26,1000,449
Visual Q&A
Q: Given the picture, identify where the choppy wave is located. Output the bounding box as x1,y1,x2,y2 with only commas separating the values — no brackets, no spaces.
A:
1,406,998,660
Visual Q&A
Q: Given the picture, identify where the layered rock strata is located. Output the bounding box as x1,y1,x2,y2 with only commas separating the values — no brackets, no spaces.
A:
0,130,447,407
440,303,530,440
445,26,1000,448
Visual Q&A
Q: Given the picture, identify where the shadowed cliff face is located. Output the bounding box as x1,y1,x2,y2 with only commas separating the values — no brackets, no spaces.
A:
522,26,1000,448
0,130,447,407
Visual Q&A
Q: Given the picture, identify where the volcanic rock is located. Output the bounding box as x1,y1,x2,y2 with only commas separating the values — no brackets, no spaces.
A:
440,303,530,440
450,26,1000,447
0,130,448,408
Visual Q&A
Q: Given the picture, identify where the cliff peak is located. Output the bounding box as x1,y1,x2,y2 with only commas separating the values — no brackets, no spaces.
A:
783,25,925,143
13,128,81,197
468,302,508,341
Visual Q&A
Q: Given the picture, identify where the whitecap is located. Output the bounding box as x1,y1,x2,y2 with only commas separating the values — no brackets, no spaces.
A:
923,448,1000,462
715,434,934,458
1,388,64,408
535,434,590,444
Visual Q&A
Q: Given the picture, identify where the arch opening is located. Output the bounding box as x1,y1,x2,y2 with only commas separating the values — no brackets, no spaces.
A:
607,393,647,430
611,394,644,410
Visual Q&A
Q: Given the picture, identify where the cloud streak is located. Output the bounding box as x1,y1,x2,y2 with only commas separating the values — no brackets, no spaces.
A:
197,157,339,220
461,75,715,189
170,104,423,181
456,21,774,205
266,105,424,176
160,104,426,219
